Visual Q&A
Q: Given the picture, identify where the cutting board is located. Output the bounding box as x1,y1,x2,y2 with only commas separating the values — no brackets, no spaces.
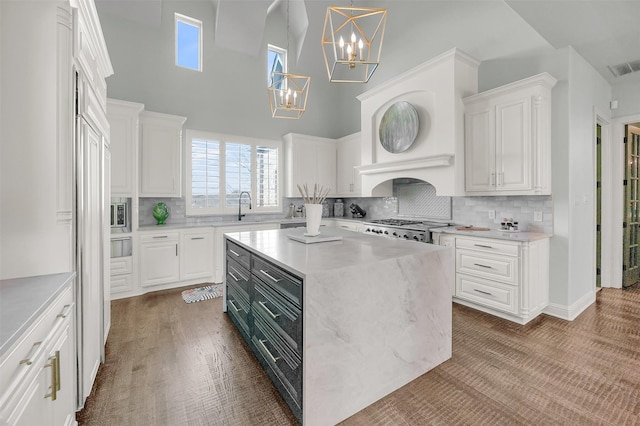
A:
455,226,491,231
287,233,343,244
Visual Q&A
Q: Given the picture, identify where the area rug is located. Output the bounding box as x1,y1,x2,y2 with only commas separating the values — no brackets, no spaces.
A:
181,284,224,304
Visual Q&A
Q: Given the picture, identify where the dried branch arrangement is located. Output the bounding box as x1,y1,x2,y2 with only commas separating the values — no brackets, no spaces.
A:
297,183,331,204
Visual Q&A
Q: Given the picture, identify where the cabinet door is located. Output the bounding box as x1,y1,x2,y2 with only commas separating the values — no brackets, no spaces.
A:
495,97,532,191
336,134,361,196
316,141,337,196
291,139,317,194
107,100,143,197
50,315,75,426
139,112,186,197
465,108,495,192
139,236,180,287
180,229,214,281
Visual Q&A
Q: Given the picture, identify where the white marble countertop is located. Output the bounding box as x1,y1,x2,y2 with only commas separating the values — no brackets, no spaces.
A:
432,225,552,242
225,227,448,278
0,272,75,358
136,216,367,232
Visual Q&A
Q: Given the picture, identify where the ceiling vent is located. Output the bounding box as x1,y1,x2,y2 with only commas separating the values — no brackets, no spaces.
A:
608,60,640,78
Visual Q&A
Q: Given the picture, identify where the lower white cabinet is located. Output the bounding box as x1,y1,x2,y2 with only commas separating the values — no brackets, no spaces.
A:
180,229,214,281
139,231,180,287
139,228,214,288
328,219,362,233
452,235,549,324
0,286,75,426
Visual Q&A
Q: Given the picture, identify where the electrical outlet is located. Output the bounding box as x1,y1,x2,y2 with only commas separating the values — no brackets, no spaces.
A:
488,210,496,219
534,211,543,222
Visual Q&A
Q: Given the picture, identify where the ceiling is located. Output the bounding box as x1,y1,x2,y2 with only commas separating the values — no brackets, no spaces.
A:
95,0,640,84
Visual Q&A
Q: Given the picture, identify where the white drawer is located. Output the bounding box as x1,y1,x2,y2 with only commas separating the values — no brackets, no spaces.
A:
110,256,132,275
456,273,518,314
455,237,519,256
139,231,179,243
110,274,133,294
456,249,518,285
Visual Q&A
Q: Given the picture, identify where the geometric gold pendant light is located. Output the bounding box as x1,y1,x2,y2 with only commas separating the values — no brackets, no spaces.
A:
268,0,311,119
321,5,387,83
268,71,311,119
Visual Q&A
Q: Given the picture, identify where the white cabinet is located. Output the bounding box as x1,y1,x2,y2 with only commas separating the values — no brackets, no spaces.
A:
452,235,549,324
213,223,280,283
433,232,456,296
329,219,362,233
180,229,214,281
283,133,337,197
139,231,180,287
464,73,556,195
139,111,187,198
0,286,75,426
107,99,144,197
336,132,361,196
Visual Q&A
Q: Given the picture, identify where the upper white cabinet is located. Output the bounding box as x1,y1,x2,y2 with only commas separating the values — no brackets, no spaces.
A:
283,133,337,198
336,132,361,197
464,73,557,195
139,111,187,198
107,99,144,197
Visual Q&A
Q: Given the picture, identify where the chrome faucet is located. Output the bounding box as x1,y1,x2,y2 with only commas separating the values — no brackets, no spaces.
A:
238,191,252,221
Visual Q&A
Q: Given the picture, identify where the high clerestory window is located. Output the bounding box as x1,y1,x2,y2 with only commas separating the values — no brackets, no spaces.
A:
267,44,287,88
175,13,202,71
185,130,281,216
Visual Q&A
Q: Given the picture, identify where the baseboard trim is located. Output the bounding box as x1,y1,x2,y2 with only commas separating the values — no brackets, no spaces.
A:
543,290,596,321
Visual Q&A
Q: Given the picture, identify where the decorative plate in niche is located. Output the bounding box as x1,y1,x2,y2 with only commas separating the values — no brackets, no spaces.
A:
378,101,420,153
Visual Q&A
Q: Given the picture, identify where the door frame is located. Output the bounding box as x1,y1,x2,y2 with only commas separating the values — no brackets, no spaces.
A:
605,112,640,288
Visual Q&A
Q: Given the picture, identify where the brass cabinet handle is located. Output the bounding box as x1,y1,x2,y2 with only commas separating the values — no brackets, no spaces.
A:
258,339,280,364
19,341,42,366
153,235,168,239
44,353,58,400
260,269,281,283
57,304,73,319
258,301,280,319
191,237,205,240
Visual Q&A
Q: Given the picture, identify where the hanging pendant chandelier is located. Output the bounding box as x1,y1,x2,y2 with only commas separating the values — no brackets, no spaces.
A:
268,0,311,119
268,72,311,119
322,5,387,83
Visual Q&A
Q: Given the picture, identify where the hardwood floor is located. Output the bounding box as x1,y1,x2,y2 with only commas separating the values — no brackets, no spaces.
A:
77,286,640,425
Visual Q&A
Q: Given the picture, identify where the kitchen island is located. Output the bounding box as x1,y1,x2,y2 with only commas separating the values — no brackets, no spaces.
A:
224,227,453,425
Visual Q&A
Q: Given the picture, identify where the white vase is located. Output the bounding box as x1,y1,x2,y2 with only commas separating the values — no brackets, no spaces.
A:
305,204,323,236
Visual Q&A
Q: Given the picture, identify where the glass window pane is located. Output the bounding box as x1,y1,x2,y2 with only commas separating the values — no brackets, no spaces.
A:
191,138,220,209
256,146,278,207
225,142,252,207
176,15,201,71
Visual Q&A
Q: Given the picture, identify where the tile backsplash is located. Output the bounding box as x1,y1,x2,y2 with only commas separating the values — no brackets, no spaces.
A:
140,191,553,234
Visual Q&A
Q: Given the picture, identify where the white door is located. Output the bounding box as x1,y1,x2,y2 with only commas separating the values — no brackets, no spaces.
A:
77,117,103,403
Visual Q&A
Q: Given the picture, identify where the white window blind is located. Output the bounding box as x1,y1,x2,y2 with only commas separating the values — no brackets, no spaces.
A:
191,138,220,209
257,146,278,207
185,130,281,216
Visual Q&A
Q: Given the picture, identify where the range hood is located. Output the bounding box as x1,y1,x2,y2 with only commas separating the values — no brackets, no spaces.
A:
355,48,479,197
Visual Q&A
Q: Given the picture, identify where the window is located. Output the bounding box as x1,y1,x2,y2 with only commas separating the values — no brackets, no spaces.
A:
267,44,287,87
186,130,281,216
175,13,202,71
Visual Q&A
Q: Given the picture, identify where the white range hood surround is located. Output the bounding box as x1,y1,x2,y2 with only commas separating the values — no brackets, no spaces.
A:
356,48,479,196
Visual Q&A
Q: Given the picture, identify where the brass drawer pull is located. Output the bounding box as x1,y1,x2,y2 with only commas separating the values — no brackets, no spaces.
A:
153,235,168,239
44,352,59,400
191,237,205,240
229,249,240,257
258,301,280,319
229,300,243,312
260,269,281,283
19,341,42,366
474,289,492,296
258,339,280,363
473,263,492,269
57,304,73,319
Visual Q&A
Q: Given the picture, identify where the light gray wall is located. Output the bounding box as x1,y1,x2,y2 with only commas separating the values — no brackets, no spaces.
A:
612,76,640,118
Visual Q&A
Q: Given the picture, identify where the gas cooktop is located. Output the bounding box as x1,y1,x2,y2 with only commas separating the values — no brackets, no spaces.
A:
366,218,450,228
